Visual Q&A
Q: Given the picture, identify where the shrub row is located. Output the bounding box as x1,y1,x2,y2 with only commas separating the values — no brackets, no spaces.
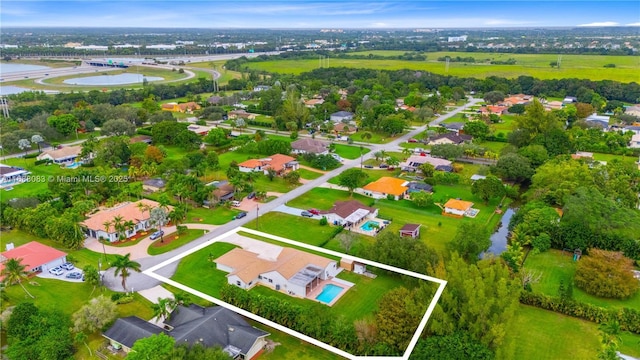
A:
24,153,39,159
136,128,153,136
247,120,273,128
519,291,640,334
34,159,51,166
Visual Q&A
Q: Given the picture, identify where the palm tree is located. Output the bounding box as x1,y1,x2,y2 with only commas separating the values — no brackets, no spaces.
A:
111,253,141,291
151,297,174,322
361,132,373,142
402,148,412,160
112,215,125,240
123,220,136,237
0,258,35,299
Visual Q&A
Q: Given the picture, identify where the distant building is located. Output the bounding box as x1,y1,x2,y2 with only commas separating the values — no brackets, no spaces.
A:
142,178,166,193
362,177,408,200
0,164,30,188
401,155,452,172
36,145,82,164
448,35,468,42
330,111,354,123
427,133,472,145
629,134,640,149
291,138,329,155
585,113,610,128
253,85,272,92
238,154,298,175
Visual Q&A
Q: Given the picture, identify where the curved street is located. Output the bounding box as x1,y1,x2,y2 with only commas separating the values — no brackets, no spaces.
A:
98,98,482,292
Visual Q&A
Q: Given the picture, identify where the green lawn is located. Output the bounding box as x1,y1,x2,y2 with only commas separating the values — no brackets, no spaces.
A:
1,157,74,198
478,140,510,153
186,206,243,224
147,228,208,255
297,168,323,180
492,114,517,135
523,250,640,310
245,212,337,247
333,144,370,160
171,242,239,298
349,131,403,144
327,168,402,185
246,52,640,82
591,152,640,164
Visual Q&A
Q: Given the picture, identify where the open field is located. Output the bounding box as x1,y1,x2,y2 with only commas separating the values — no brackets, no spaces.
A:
244,51,640,82
523,249,640,310
333,144,369,160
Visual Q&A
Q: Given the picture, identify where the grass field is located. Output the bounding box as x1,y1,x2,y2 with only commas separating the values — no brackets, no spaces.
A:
245,212,337,247
523,250,640,310
245,51,640,82
147,228,207,255
333,144,369,159
186,206,243,224
297,168,323,180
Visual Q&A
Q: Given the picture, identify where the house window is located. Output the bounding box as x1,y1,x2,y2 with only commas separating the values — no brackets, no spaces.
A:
236,281,241,286
248,281,252,286
268,279,273,283
258,275,262,280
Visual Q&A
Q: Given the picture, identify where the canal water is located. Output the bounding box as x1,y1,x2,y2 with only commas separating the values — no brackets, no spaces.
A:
483,208,515,257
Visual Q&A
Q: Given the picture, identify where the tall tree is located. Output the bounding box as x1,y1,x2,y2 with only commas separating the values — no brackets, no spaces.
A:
338,168,368,196
72,295,118,333
0,258,35,298
471,175,505,204
446,223,491,262
111,253,141,291
127,333,175,360
514,100,561,139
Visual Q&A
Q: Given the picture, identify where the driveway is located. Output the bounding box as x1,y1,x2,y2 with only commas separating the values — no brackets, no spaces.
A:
274,204,322,219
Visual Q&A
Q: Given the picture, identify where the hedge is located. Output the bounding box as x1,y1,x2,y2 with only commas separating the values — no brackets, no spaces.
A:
24,152,39,159
519,291,640,334
136,128,153,136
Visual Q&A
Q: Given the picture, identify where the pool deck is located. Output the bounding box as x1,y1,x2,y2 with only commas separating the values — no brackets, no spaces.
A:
306,275,354,307
348,217,389,237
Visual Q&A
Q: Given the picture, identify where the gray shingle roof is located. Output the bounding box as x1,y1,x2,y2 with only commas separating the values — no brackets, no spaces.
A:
103,317,163,349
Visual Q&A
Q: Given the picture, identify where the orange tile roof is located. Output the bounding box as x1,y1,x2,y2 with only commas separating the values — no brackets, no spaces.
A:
215,247,335,283
362,177,408,196
80,199,169,232
238,159,264,169
238,154,296,172
444,199,474,211
0,242,67,273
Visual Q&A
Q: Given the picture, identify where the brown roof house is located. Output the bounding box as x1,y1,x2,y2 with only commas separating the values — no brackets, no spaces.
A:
427,132,472,145
36,145,82,164
319,200,378,227
291,138,329,155
215,246,341,299
81,199,172,242
238,154,298,175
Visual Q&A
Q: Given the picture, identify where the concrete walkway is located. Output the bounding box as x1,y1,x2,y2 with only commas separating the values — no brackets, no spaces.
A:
138,285,174,304
273,204,322,219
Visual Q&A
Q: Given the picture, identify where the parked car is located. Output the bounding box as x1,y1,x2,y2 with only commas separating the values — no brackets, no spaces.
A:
150,230,164,240
301,211,314,217
231,200,241,207
379,164,389,169
387,166,396,171
61,262,74,271
66,272,83,280
49,267,64,276
408,138,418,143
247,192,256,199
235,212,247,219
308,208,320,215
364,165,374,169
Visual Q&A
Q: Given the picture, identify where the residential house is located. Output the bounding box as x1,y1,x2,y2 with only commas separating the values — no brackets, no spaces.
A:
443,199,474,218
625,105,640,118
210,181,235,203
81,199,171,242
427,132,472,145
399,224,421,238
333,122,356,134
0,242,67,277
362,177,408,200
0,164,30,188
228,110,256,120
330,111,354,123
215,247,340,298
623,126,640,136
406,182,433,196
291,138,329,155
401,155,453,172
545,101,564,110
319,200,378,227
563,96,578,104
207,96,223,105
478,105,508,116
502,94,532,107
340,258,367,274
36,145,82,164
470,174,487,181
129,135,152,144
304,98,324,108
103,304,269,359
629,134,640,148
585,113,610,129
187,124,213,136
442,122,465,133
162,102,201,113
398,104,416,112
238,154,298,175
253,85,271,92
142,178,166,193
161,103,179,112
571,151,594,160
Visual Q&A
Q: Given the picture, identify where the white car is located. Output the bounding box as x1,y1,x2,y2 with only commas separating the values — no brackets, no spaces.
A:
49,267,64,276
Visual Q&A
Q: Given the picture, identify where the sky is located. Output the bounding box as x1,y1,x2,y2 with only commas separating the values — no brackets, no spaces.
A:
1,1,639,28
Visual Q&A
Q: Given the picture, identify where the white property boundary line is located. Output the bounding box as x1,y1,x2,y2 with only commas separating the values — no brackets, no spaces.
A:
144,227,447,360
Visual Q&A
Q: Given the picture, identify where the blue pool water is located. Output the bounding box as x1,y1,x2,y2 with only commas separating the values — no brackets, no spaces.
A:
360,220,380,231
66,162,81,169
315,284,344,304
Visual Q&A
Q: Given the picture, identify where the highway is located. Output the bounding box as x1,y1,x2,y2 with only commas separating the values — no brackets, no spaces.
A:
99,98,482,291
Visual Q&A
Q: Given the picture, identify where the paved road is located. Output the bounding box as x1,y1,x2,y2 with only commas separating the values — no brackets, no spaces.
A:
101,98,482,292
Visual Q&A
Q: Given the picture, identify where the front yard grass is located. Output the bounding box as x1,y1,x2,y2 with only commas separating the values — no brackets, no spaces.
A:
186,206,242,225
349,131,404,144
523,249,640,310
147,228,208,255
2,157,74,198
333,144,370,160
297,168,323,180
245,212,338,247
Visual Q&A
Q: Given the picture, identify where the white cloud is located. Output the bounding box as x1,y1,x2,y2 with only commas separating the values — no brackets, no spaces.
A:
627,22,640,26
578,21,620,27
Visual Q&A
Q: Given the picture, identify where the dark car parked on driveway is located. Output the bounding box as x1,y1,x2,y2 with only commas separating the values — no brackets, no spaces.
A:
301,211,314,217
235,212,247,219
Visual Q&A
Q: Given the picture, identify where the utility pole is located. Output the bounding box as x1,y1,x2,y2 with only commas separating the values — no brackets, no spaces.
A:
256,203,259,230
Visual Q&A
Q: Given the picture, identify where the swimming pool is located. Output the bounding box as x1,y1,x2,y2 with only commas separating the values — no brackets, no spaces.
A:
66,162,81,169
315,284,344,304
360,220,380,231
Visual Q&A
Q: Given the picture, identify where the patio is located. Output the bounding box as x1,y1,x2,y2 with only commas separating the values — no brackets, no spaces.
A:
347,217,390,236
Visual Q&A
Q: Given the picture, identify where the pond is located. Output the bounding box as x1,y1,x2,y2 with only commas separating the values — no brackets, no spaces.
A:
62,73,163,85
0,63,51,74
0,85,58,96
482,208,515,257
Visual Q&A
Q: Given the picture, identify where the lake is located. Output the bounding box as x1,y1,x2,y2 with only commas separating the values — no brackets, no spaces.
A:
0,63,51,74
0,85,58,96
483,208,515,257
63,73,163,85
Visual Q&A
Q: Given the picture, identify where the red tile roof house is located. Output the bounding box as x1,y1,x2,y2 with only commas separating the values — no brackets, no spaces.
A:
238,154,298,175
0,242,67,278
81,199,172,242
